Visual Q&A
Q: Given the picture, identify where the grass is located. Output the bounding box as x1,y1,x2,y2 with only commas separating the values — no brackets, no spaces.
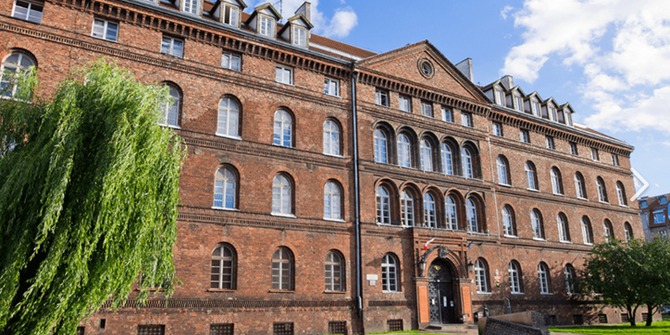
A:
549,320,670,334
369,331,452,335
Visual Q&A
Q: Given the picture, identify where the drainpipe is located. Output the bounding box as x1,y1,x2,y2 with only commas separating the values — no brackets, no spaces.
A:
350,65,364,324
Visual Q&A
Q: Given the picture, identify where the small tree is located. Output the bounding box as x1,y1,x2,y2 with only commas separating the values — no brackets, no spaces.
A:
0,61,185,335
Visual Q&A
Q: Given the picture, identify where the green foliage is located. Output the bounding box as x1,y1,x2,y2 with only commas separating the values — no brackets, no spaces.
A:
549,320,670,334
0,61,185,335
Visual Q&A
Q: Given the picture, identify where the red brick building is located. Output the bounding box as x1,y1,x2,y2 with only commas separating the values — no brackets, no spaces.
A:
0,0,642,333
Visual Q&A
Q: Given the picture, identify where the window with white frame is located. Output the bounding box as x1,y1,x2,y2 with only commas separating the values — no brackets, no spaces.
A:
531,101,541,116
525,161,538,190
211,243,236,289
271,247,293,290
273,109,292,147
441,142,454,175
441,107,453,122
161,35,184,58
217,97,240,137
182,0,198,15
497,156,510,185
275,65,293,85
596,177,608,202
461,147,474,179
531,209,544,239
272,174,293,215
551,167,563,195
653,209,665,224
375,88,389,107
374,128,389,164
461,112,473,127
519,129,530,143
213,166,237,209
611,153,619,166
474,259,489,293
325,251,344,291
494,89,505,106
574,172,587,199
557,213,570,242
569,142,578,155
616,181,627,206
502,205,515,236
509,261,522,293
258,15,275,37
323,181,342,220
466,198,479,233
292,26,307,47
159,84,181,127
624,222,633,241
323,119,341,156
549,107,558,121
564,264,576,294
420,139,433,172
323,77,339,96
421,101,433,117
91,18,118,42
581,217,593,244
1,52,36,98
221,52,241,71
398,95,411,112
538,263,550,294
397,134,412,168
546,136,555,150
492,122,503,137
604,219,614,240
423,193,437,228
12,0,43,23
513,95,524,112
381,253,399,292
445,195,458,230
400,190,415,227
376,186,391,224
591,147,599,161
222,3,240,26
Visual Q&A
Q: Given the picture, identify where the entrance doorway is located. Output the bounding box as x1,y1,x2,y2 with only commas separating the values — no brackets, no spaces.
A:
428,260,458,324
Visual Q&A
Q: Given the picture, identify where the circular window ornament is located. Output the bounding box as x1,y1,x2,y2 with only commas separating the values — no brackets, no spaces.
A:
418,59,435,79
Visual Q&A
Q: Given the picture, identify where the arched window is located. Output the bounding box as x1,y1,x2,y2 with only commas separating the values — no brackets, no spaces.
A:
557,213,570,242
423,193,437,228
323,119,341,156
508,260,523,293
272,247,294,290
374,127,390,164
397,133,412,168
441,142,454,175
574,172,587,199
616,181,627,206
624,222,633,242
603,219,614,240
466,197,481,233
420,139,434,172
596,177,608,202
272,174,293,215
376,186,391,225
381,253,399,292
525,161,538,190
323,181,342,220
213,166,237,209
582,216,594,244
211,243,236,289
538,262,551,294
497,155,511,185
502,205,516,236
531,209,544,239
160,83,181,127
564,264,577,294
462,147,474,179
1,51,36,98
551,167,563,195
273,109,293,147
400,190,416,227
474,258,490,293
445,195,458,230
325,251,344,292
217,97,240,137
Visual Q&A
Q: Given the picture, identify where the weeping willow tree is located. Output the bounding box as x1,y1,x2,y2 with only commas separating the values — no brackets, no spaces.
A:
0,61,185,335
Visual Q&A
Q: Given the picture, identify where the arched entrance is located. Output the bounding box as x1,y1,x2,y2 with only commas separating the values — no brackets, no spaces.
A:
427,259,458,324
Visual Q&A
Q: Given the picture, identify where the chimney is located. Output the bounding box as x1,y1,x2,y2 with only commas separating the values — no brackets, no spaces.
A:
455,58,474,82
296,2,311,22
501,75,514,89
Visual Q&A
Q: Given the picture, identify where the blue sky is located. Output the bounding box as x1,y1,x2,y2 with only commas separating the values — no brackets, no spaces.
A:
252,0,670,198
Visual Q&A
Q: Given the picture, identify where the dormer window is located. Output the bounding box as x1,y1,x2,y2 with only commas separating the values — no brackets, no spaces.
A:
494,89,505,106
182,0,198,15
531,101,541,116
513,95,523,112
549,107,558,121
222,3,240,26
292,26,307,47
259,15,275,37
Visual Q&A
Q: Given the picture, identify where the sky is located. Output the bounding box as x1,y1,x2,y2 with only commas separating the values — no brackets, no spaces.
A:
247,0,670,198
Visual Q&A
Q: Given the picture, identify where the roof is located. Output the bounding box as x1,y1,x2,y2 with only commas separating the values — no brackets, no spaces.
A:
309,34,376,59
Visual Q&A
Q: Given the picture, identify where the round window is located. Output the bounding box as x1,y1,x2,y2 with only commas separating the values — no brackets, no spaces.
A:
418,59,434,78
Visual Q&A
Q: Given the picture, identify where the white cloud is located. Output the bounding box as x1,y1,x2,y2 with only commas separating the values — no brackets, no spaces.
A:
500,5,513,20
322,9,358,38
502,0,670,132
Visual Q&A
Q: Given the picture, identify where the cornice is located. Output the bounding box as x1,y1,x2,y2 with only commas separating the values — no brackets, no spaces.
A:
101,298,353,310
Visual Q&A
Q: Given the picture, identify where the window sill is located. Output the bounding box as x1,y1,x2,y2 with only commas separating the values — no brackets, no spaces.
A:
215,133,242,141
477,291,492,295
323,217,345,222
498,183,512,187
552,192,564,196
323,153,344,158
212,206,238,211
272,143,293,148
576,196,588,201
92,36,118,43
532,237,546,241
323,290,347,294
619,204,628,208
541,293,553,296
584,242,593,246
207,288,235,293
598,201,609,204
511,292,524,295
526,188,539,192
382,290,402,294
275,81,294,86
268,290,294,293
559,240,572,244
160,52,183,59
324,93,341,98
504,234,518,238
271,212,296,218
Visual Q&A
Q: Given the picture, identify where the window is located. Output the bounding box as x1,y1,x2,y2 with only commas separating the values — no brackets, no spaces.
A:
549,107,558,121
211,243,236,289
381,253,399,292
492,122,503,136
323,181,342,220
328,322,347,335
387,319,403,331
551,167,563,195
159,84,181,127
138,325,165,335
217,97,240,137
509,261,523,293
538,262,550,294
373,128,389,164
616,181,627,206
275,65,293,85
611,153,619,166
423,193,437,228
494,89,505,105
221,52,241,71
272,174,293,215
519,129,530,143
376,186,391,224
653,209,665,224
545,136,555,150
496,155,510,185
324,77,340,96
421,101,433,117
273,323,293,335
604,219,614,240
323,119,341,156
272,247,294,290
461,112,473,127
400,190,415,227
420,139,433,172
160,36,184,58
393,94,409,112
466,198,480,233
531,100,541,116
582,216,594,244
213,166,237,209
474,258,489,293
221,3,240,26
569,142,578,155
591,148,599,161
525,161,538,190
375,88,389,107
640,200,648,209
564,264,577,294
502,205,516,236
259,15,275,37
397,134,412,168
182,0,198,14
292,26,307,47
461,147,474,179
513,95,524,112
1,52,35,98
441,142,454,175
624,222,633,242
574,172,587,199
596,177,608,202
12,0,43,23
211,324,234,335
661,197,668,205
325,251,344,291
441,107,453,122
557,213,570,242
531,209,544,239
92,18,118,42
445,195,458,230
273,109,293,147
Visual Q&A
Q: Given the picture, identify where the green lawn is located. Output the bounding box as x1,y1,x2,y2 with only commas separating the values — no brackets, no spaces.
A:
549,320,670,334
369,331,451,335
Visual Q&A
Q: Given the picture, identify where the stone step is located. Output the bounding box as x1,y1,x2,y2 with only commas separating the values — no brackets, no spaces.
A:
424,323,479,334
